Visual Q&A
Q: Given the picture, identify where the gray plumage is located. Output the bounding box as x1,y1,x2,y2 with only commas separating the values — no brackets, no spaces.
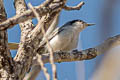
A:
40,19,95,51
8,19,95,51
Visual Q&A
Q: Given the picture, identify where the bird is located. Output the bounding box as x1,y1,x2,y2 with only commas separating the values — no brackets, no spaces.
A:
8,19,95,52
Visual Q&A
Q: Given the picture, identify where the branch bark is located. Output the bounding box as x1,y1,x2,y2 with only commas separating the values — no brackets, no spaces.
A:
23,65,41,80
0,0,65,30
13,0,34,79
23,6,60,80
1,0,119,80
27,34,120,79
41,34,120,63
12,0,67,80
0,0,15,79
63,1,85,11
28,3,51,80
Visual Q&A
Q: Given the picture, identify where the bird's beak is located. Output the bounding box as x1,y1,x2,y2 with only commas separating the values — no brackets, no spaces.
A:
86,23,95,26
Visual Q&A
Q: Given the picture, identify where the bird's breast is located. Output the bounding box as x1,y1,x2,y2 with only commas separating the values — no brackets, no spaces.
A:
49,28,79,51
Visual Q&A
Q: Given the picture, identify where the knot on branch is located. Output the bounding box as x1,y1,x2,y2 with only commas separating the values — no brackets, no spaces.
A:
85,48,97,60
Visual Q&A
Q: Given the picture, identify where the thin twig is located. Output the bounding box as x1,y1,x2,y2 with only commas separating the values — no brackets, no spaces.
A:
37,54,50,80
63,1,85,10
23,65,41,80
41,22,58,80
28,3,50,80
28,3,57,80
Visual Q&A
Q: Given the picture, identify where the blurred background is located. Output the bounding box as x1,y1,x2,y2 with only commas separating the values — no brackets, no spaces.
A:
4,0,120,80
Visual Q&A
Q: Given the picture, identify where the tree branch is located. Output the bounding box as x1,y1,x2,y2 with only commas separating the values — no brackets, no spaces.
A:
13,0,34,79
28,34,120,79
28,3,51,80
44,13,59,37
12,1,67,79
0,0,15,79
63,1,85,11
36,34,120,63
0,0,66,30
23,5,60,80
23,65,41,80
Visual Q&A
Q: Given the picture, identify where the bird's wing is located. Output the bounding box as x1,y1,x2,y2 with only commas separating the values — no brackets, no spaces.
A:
39,26,65,47
8,43,19,50
8,27,65,50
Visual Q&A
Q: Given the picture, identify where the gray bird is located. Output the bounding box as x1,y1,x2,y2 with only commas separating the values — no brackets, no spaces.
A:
8,20,95,51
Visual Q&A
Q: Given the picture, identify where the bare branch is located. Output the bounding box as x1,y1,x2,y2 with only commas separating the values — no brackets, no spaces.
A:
45,13,59,36
0,0,15,79
23,65,41,80
37,54,50,80
28,3,57,80
25,34,120,79
95,35,120,55
14,0,34,30
63,1,85,11
12,0,67,79
0,0,66,30
28,3,50,80
12,0,35,79
36,34,120,63
23,6,60,80
12,1,66,78
42,48,97,63
8,43,19,50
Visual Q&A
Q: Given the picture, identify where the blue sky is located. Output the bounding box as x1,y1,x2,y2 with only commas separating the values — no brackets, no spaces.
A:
4,0,120,80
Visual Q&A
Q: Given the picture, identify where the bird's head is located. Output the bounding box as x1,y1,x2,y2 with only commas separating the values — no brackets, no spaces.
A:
64,19,95,31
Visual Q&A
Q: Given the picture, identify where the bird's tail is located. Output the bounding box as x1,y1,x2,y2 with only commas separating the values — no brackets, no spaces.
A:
8,43,19,50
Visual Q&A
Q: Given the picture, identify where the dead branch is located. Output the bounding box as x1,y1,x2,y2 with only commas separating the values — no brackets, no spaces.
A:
12,0,66,78
37,54,50,80
36,34,120,63
23,65,41,80
28,3,57,80
28,3,51,80
0,0,66,30
0,0,15,79
1,0,119,80
23,12,60,80
63,1,85,11
13,0,35,79
26,34,120,80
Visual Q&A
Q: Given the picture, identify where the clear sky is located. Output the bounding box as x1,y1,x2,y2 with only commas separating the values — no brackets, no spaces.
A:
4,0,120,80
